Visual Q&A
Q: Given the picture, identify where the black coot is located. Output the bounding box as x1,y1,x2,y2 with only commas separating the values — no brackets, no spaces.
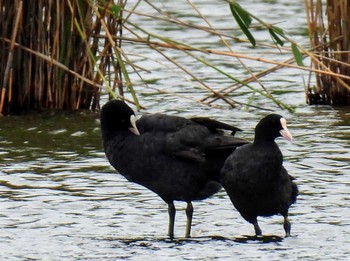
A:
100,99,247,239
221,114,298,237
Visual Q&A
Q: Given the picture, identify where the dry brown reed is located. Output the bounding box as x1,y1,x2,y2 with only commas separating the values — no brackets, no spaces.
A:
305,0,350,105
0,0,126,115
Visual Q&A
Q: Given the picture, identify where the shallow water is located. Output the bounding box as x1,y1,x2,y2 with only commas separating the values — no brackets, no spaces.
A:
1,1,350,260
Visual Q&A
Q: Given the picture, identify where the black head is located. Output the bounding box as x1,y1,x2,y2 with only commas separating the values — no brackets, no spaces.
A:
100,99,140,139
254,114,293,143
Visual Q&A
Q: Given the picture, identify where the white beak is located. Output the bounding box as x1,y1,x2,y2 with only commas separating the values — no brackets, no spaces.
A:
129,115,140,135
279,118,293,142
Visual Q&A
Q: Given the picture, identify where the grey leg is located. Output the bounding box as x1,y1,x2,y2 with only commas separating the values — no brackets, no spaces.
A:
185,202,193,238
283,215,291,237
253,221,262,236
168,202,176,239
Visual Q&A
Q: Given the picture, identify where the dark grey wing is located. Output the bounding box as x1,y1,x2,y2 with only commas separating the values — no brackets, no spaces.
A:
190,117,242,135
165,122,246,163
137,114,246,162
137,113,190,134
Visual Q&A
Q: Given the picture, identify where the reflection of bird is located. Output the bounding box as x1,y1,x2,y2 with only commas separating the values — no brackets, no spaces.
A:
221,114,298,237
100,99,247,239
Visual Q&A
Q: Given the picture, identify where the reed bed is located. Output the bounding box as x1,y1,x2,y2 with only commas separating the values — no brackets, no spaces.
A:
305,0,350,105
0,0,128,115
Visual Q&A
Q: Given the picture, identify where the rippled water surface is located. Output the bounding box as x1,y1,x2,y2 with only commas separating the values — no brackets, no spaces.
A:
1,1,350,260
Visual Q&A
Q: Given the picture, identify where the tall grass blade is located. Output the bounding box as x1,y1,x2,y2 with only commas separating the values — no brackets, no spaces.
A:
229,3,256,46
291,43,305,66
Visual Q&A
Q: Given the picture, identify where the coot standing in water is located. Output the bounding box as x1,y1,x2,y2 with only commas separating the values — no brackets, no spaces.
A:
221,114,298,237
100,99,247,239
